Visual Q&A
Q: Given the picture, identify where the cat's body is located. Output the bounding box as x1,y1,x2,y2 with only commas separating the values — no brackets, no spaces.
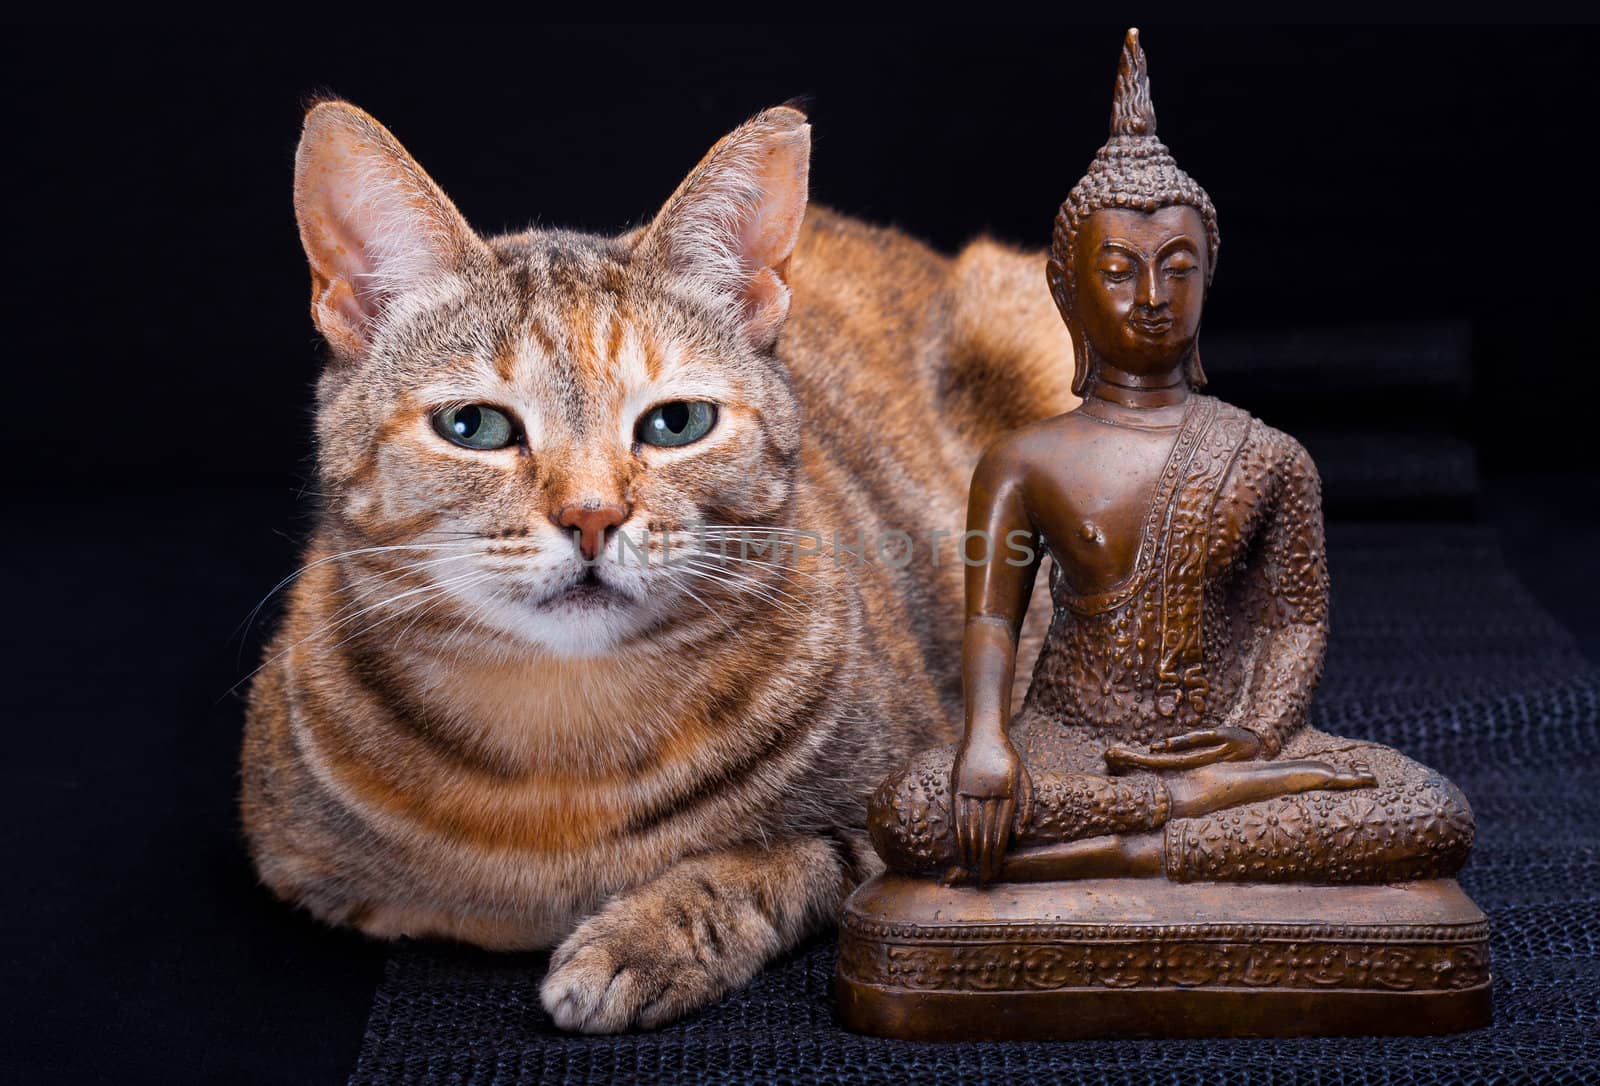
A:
242,102,1073,1032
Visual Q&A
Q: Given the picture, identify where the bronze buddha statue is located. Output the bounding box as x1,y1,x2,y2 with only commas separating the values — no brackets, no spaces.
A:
838,29,1490,1039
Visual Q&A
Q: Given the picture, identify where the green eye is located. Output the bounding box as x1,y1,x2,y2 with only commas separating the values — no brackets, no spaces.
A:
637,401,716,448
431,404,518,450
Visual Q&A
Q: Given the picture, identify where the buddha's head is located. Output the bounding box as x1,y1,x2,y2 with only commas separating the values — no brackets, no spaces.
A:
1048,28,1219,395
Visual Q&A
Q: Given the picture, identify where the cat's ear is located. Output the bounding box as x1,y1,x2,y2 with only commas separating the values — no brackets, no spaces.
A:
638,106,811,349
293,100,484,361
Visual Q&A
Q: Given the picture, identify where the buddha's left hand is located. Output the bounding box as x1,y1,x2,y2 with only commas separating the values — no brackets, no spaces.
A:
1105,725,1262,773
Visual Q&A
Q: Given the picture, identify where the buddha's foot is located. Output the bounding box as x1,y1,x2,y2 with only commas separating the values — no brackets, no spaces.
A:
944,834,1161,884
997,832,1163,882
1165,757,1376,819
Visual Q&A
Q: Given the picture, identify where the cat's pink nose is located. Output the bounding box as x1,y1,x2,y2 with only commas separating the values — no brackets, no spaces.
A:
554,503,629,562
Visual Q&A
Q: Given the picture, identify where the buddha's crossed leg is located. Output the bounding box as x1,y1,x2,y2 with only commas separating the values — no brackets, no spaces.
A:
1159,730,1475,883
868,742,1171,878
867,729,1473,883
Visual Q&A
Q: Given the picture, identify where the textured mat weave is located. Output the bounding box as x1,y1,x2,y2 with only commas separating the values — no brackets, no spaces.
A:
349,523,1600,1084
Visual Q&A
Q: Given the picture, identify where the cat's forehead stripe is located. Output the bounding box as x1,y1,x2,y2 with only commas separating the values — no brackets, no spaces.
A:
640,324,665,382
525,314,561,360
493,337,519,384
604,313,625,375
616,320,653,391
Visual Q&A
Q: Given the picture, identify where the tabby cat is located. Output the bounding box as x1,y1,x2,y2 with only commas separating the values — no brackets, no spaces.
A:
241,100,1074,1032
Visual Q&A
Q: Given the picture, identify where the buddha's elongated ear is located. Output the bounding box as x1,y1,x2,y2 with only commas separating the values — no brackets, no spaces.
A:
294,100,485,361
636,106,811,350
1046,257,1091,396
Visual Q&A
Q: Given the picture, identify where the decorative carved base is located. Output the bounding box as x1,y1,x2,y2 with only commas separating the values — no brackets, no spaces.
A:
836,875,1491,1040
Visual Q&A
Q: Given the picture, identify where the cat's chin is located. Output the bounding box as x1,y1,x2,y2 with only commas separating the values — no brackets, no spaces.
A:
500,588,661,659
438,571,664,658
523,617,647,657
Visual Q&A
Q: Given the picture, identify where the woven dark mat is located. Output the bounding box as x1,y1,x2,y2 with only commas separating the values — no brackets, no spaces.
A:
349,523,1600,1085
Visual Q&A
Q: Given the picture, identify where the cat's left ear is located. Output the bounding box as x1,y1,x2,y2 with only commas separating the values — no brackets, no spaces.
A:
638,106,811,349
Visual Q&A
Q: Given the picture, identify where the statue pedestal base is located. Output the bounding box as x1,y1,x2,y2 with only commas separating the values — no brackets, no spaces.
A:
836,874,1490,1040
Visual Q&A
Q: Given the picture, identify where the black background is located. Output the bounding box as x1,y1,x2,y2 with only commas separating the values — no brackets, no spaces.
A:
3,24,1597,1085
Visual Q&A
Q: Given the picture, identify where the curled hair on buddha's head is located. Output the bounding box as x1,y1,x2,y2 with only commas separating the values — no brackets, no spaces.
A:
1047,28,1220,395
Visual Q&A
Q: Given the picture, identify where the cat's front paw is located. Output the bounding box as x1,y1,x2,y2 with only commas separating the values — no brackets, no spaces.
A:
539,881,753,1033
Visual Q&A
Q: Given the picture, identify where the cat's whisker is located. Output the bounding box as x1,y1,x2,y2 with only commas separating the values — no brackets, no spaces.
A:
681,554,820,609
673,580,742,639
323,552,487,625
235,539,487,646
673,566,801,619
319,568,497,642
438,581,523,671
680,552,808,592
691,549,837,588
428,572,534,674
689,525,834,544
340,549,484,587
674,531,841,585
222,568,493,701
403,579,501,652
314,570,467,636
322,572,499,663
672,562,816,620
429,529,508,541
323,569,497,648
392,571,491,647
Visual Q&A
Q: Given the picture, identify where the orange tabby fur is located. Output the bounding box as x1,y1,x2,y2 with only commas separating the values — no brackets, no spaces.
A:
241,101,1074,1032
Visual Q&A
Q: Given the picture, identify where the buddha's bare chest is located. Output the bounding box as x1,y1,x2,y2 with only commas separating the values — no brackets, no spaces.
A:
1030,422,1248,598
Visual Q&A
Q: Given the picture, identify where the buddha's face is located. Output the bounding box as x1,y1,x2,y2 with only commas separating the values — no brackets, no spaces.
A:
1071,205,1207,379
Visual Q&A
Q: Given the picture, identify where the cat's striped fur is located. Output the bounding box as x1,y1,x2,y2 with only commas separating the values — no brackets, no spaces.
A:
241,101,1074,1032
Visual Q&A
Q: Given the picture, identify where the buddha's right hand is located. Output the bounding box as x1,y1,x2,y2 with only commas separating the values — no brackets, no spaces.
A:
1105,725,1263,773
951,734,1034,883
1165,758,1377,819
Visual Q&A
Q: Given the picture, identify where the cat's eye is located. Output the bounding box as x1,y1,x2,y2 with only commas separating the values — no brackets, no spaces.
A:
637,401,717,448
431,404,518,450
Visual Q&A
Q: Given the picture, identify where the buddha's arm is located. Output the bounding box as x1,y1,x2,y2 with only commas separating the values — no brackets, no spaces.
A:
952,444,1043,881
1238,438,1330,757
961,446,1042,747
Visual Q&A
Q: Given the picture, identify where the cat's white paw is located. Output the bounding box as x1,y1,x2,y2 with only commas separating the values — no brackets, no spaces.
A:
539,903,724,1033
